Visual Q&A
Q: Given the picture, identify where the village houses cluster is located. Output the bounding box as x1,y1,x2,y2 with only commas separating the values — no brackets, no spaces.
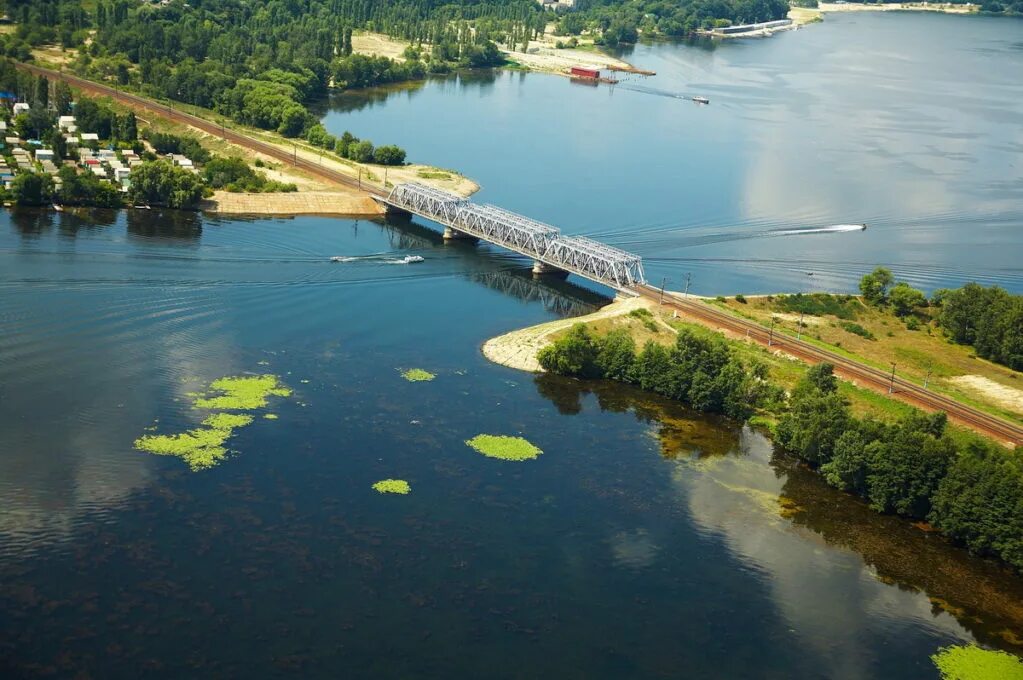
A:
0,100,198,195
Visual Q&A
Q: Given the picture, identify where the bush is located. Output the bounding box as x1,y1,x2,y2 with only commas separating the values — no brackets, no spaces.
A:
735,294,747,304
839,321,876,340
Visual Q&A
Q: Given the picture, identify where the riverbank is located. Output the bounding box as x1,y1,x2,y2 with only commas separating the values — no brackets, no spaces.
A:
17,62,479,217
483,290,1022,439
201,190,383,217
818,2,979,13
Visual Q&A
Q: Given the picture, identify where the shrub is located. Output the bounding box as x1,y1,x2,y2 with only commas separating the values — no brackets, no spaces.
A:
839,321,876,340
735,294,747,304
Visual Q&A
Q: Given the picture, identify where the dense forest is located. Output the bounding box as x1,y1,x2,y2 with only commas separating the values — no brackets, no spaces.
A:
539,323,1023,572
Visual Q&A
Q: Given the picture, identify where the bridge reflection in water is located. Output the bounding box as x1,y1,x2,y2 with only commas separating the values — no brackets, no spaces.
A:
382,183,646,292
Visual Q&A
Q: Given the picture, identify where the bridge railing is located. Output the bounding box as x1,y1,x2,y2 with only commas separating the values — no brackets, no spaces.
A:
385,183,646,289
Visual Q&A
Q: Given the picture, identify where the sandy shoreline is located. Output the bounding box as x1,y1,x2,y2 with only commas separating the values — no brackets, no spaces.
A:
201,190,384,217
818,2,978,13
482,296,657,372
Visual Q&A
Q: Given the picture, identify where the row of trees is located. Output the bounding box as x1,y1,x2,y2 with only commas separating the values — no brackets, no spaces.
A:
859,267,1023,370
3,160,203,210
777,363,1023,571
936,283,1023,371
304,125,407,165
537,321,781,420
538,318,1022,572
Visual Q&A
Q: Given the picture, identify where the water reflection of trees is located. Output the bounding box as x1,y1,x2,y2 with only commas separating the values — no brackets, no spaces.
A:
126,208,202,241
9,208,57,236
771,453,1023,652
534,374,739,458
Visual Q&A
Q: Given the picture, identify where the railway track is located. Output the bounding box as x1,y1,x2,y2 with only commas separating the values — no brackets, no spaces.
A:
19,64,1020,446
632,284,1022,447
17,63,388,199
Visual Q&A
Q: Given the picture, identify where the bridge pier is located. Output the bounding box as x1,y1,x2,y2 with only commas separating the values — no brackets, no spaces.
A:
443,226,479,242
532,260,569,278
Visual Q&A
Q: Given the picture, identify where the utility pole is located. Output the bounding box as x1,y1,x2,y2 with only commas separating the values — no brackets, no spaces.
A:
658,276,671,306
769,317,777,347
384,167,388,187
358,167,362,190
683,272,692,298
924,366,933,390
797,311,805,341
293,144,297,165
889,363,897,394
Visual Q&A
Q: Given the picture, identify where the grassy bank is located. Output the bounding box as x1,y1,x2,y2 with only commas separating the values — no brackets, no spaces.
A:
708,293,1022,427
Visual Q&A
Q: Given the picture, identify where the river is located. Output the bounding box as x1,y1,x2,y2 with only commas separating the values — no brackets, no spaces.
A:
322,11,1023,296
2,11,1023,680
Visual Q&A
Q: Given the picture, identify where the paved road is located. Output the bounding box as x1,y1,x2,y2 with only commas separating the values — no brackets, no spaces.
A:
632,284,1022,447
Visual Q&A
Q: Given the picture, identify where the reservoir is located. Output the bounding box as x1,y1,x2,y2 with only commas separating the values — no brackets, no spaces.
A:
2,11,1023,679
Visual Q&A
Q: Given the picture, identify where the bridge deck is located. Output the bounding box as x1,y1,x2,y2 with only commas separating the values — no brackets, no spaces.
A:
382,183,645,291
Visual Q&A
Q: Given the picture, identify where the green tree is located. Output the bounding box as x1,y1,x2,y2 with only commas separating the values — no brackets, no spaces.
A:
859,267,894,305
537,324,599,378
372,145,406,166
54,80,73,116
11,172,54,206
34,75,48,108
594,329,636,382
127,160,204,209
929,442,1023,570
776,364,851,466
350,139,375,163
889,282,926,317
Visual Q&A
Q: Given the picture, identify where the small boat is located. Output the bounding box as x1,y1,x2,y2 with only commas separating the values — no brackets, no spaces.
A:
691,96,710,104
52,204,64,212
402,255,424,264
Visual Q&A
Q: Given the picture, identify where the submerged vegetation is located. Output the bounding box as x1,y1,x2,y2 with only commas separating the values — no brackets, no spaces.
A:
135,374,291,470
466,434,543,461
401,368,436,382
538,315,1023,572
372,479,411,495
931,644,1023,680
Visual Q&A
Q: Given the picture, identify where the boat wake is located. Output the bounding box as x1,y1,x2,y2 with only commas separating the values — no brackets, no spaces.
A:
331,254,424,265
768,224,866,237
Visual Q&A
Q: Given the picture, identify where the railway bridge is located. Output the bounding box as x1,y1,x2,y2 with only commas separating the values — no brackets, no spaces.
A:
380,183,646,292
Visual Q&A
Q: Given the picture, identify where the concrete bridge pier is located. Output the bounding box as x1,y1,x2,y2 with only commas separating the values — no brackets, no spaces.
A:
532,260,569,278
443,226,479,242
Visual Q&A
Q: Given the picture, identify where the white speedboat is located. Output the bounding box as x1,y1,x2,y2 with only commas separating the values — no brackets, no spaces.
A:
402,255,424,264
692,96,710,104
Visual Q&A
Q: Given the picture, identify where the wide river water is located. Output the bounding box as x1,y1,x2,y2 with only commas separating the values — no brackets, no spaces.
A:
2,11,1023,680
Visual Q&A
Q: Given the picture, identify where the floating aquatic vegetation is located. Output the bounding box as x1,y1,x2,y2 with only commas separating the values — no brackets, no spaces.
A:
137,374,290,470
192,375,292,410
134,413,253,471
465,435,542,461
931,644,1023,680
401,368,436,382
372,479,411,494
264,413,279,420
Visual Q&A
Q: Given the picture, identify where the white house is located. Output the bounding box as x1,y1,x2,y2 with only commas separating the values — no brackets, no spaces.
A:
0,121,7,132
80,132,100,142
58,115,76,130
13,102,29,115
35,149,55,161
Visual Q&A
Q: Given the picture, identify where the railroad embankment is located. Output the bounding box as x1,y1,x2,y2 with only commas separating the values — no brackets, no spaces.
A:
483,289,1022,446
202,190,384,217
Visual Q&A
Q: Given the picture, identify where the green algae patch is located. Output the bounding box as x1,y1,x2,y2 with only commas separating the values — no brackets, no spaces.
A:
263,413,279,420
932,645,1023,680
401,368,436,382
193,375,292,410
135,426,234,471
372,479,411,495
202,413,254,430
466,435,542,461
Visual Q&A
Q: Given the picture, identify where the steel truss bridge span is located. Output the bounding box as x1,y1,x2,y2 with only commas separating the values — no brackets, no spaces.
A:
384,183,645,291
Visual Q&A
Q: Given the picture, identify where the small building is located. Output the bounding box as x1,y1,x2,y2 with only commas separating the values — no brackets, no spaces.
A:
35,149,55,161
12,102,29,114
90,165,107,178
58,115,76,130
0,121,6,132
4,136,20,146
80,132,100,142
64,135,78,146
114,167,131,181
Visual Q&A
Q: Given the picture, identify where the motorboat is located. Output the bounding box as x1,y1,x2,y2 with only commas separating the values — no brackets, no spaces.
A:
692,96,710,104
402,255,424,264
